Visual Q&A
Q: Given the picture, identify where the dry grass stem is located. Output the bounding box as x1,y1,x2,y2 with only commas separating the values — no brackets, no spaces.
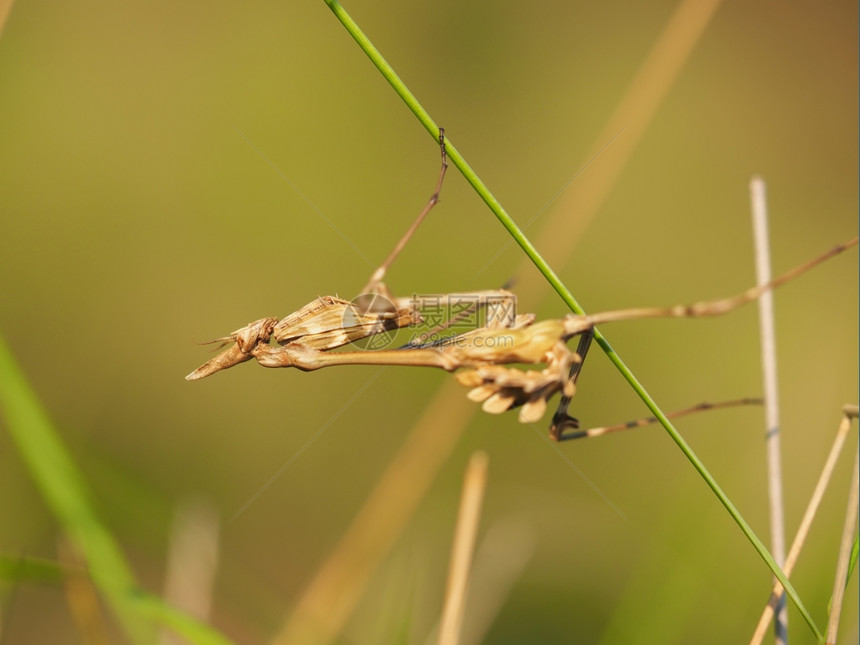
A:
272,385,477,645
513,0,726,307
159,499,220,645
825,446,859,644
0,0,15,38
750,175,788,643
438,452,489,645
457,520,535,645
749,407,857,645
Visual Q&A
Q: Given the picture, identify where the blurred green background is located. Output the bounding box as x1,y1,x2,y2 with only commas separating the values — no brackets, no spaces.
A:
0,1,857,643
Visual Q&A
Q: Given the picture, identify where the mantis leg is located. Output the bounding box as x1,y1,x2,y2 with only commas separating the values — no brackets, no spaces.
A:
361,129,449,294
550,328,593,441
252,342,461,372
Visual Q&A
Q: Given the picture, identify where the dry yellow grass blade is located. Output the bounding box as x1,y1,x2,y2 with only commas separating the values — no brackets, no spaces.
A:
160,499,220,645
825,433,859,644
0,0,16,37
272,383,477,645
749,406,858,645
437,452,489,645
514,0,726,310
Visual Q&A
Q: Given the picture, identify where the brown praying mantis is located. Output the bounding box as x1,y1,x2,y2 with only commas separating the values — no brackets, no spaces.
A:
187,130,858,441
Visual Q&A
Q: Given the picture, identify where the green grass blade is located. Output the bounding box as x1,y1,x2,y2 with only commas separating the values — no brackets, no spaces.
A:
322,1,823,639
0,335,149,642
0,334,233,645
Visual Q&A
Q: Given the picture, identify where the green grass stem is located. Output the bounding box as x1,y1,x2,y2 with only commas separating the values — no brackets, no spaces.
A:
323,0,823,639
